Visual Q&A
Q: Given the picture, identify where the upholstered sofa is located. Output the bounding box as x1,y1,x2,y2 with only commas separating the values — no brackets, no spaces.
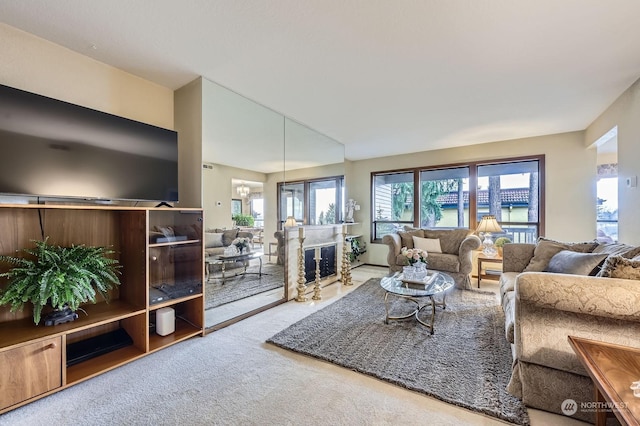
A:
381,228,481,289
204,228,254,271
500,239,640,422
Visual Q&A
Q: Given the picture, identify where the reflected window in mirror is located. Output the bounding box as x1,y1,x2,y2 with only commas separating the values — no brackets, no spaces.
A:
250,197,264,228
278,176,344,228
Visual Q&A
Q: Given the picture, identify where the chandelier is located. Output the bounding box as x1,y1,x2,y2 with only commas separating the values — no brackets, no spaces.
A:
237,182,250,198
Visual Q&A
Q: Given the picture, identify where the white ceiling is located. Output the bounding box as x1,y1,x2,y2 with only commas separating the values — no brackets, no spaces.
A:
2,0,640,161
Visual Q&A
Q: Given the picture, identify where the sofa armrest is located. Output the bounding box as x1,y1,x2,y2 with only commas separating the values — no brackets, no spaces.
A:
382,234,401,267
517,272,640,321
514,272,640,374
458,235,481,274
502,243,535,273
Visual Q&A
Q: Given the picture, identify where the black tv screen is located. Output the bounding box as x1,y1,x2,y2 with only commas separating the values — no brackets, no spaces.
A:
0,84,178,202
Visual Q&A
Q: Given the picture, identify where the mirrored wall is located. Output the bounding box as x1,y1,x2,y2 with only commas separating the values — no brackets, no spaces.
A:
199,79,344,330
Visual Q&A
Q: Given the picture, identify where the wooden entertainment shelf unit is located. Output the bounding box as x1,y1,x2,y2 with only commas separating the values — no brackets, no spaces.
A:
0,204,205,413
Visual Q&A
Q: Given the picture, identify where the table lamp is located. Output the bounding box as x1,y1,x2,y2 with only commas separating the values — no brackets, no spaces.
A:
284,216,297,227
476,215,503,257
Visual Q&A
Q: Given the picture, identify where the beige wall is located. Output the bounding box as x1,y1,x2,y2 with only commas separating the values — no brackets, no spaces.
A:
202,163,267,229
0,24,173,129
347,131,597,266
586,77,640,245
174,79,203,208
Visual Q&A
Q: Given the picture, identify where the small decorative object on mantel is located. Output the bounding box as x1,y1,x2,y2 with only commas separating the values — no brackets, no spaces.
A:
232,237,251,254
0,238,121,325
344,199,359,223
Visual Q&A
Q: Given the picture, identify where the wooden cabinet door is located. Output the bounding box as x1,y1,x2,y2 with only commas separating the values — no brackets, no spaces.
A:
0,337,62,410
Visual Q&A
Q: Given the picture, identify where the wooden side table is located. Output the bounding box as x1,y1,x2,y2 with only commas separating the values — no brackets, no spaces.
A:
568,336,640,426
477,252,503,288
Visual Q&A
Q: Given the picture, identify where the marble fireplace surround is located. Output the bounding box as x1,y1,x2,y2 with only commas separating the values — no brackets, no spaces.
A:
284,225,345,300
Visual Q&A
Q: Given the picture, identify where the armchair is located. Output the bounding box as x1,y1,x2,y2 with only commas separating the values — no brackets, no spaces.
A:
382,228,480,289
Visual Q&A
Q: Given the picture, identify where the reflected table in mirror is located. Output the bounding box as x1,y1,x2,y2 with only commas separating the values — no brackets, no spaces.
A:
380,271,454,334
206,251,264,284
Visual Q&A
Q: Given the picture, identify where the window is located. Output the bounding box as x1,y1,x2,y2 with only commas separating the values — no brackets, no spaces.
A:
372,172,414,238
371,156,544,241
597,164,618,243
250,198,264,228
477,160,540,243
419,167,469,228
278,177,343,227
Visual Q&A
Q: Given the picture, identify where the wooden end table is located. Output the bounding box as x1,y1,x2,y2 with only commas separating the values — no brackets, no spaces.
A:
477,252,503,288
568,336,640,426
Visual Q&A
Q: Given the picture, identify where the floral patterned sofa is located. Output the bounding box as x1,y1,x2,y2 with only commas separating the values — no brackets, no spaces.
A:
381,228,481,289
500,239,640,422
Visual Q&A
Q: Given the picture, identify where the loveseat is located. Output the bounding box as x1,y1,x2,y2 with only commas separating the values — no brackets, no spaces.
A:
500,239,640,422
381,228,481,289
204,228,254,271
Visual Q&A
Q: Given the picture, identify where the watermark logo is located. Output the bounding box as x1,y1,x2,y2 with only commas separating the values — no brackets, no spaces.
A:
561,398,628,416
561,399,578,416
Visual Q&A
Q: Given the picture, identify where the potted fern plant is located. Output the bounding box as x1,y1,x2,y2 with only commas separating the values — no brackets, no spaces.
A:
0,238,122,325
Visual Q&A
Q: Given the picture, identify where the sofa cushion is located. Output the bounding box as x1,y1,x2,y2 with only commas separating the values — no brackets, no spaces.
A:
398,229,424,249
523,238,599,272
596,255,640,279
423,229,470,255
426,253,460,273
412,236,442,253
592,242,640,259
205,232,225,248
546,250,609,276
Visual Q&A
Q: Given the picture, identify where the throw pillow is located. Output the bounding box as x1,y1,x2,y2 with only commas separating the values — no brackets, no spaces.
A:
221,228,239,246
205,232,224,248
538,237,599,253
523,237,600,272
546,250,609,276
596,255,640,279
412,236,442,253
156,226,174,238
398,229,424,250
592,242,640,259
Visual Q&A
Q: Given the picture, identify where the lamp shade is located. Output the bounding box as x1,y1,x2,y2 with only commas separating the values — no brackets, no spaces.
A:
476,215,503,234
284,216,298,227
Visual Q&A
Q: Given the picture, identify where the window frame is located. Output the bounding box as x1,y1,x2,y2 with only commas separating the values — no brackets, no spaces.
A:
277,175,344,229
370,155,545,242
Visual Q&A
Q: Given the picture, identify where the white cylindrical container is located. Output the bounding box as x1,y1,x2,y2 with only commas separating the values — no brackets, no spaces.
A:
156,307,175,336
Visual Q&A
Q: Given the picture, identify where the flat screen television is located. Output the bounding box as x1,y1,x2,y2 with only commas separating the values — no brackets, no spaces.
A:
0,84,178,202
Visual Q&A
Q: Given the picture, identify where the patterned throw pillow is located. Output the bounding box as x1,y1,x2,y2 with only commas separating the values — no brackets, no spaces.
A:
398,229,424,250
592,243,640,259
596,255,640,279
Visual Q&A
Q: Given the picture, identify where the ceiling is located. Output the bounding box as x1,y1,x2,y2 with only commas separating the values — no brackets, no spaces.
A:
2,0,640,161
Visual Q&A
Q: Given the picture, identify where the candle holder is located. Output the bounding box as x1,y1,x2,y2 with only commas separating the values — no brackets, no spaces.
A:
295,236,308,302
312,251,322,300
341,231,352,286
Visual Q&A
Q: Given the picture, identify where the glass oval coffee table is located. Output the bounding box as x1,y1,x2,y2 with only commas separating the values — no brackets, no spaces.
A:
380,271,454,334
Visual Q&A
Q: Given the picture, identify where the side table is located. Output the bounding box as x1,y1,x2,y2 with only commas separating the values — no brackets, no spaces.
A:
477,252,503,288
568,335,640,426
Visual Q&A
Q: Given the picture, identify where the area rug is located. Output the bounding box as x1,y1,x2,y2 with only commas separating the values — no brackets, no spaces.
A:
205,263,284,310
267,278,529,425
